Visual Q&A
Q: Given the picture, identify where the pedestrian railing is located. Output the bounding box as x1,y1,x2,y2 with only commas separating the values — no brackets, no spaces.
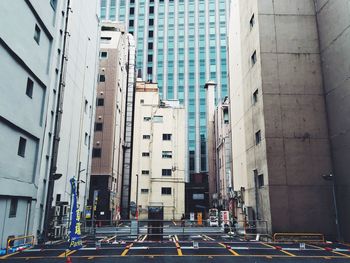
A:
6,235,34,255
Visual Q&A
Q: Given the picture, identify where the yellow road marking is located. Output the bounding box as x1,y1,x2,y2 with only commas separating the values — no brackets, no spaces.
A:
58,249,77,258
306,244,350,258
260,242,295,257
0,251,21,259
218,242,240,256
121,243,133,256
175,241,183,256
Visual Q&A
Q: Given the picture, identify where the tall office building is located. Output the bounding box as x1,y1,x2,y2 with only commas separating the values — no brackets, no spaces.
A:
101,0,230,212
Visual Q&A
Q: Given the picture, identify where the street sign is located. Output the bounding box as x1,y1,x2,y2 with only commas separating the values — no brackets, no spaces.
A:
190,212,195,221
85,206,91,219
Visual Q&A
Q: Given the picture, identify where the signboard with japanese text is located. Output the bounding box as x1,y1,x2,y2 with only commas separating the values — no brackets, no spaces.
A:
68,178,82,250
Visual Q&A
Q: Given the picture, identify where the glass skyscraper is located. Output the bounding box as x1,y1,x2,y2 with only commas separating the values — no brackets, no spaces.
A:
100,0,229,198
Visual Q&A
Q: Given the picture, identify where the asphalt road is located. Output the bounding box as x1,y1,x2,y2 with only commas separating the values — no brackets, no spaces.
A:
1,233,350,262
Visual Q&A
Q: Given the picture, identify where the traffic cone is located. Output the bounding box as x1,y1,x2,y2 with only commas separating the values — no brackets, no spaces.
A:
66,256,72,263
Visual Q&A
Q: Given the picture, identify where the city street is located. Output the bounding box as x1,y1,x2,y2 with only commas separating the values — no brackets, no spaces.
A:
1,232,350,262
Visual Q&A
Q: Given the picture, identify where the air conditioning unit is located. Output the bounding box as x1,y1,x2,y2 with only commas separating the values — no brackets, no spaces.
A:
54,206,61,217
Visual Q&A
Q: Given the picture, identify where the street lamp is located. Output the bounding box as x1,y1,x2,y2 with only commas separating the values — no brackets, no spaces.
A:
322,173,341,241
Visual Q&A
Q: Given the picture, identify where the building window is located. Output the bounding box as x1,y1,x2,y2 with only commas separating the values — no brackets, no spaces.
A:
147,67,153,74
99,75,106,82
148,54,153,62
163,134,172,140
250,14,255,30
258,174,264,188
95,123,103,131
149,6,154,14
142,152,150,157
143,135,151,139
141,189,149,194
148,30,153,38
26,78,34,98
84,132,89,146
9,198,18,218
162,151,172,159
141,170,150,175
149,19,154,26
161,187,172,195
253,89,258,104
162,169,172,176
144,117,151,121
140,99,144,104
92,148,101,158
255,130,261,145
148,43,153,50
34,24,41,44
251,50,257,66
17,137,27,157
153,115,163,123
129,20,134,27
97,98,104,106
100,51,108,59
130,7,134,15
85,99,88,113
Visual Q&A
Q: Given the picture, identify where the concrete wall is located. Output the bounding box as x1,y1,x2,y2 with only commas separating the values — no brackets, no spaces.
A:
315,0,350,241
229,0,336,237
130,82,186,220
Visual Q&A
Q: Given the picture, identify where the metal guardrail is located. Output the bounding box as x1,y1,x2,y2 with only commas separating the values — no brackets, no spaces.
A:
273,233,325,243
6,235,34,254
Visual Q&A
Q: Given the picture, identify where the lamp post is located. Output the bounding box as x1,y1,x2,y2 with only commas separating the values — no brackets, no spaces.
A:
322,173,341,241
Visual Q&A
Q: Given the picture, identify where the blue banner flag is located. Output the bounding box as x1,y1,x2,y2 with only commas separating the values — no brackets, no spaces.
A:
69,178,82,250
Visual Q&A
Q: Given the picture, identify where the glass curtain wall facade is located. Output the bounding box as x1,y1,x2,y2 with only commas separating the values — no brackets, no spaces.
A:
101,0,229,181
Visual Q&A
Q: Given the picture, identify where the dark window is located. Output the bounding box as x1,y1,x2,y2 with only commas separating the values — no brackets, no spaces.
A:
129,7,134,15
130,0,134,3
161,187,172,195
149,6,154,13
141,189,149,193
255,130,261,145
143,135,150,139
26,78,34,98
97,98,104,106
148,42,153,50
251,50,257,66
142,170,150,175
140,99,144,104
162,169,172,176
258,174,264,188
162,151,172,159
147,67,152,74
250,14,255,30
34,24,41,44
9,198,18,218
163,134,172,140
56,194,61,202
100,51,108,58
95,123,103,131
99,75,105,82
129,20,134,27
253,89,258,104
149,18,154,26
148,30,153,38
18,137,27,157
148,54,153,62
92,148,101,158
144,117,151,121
142,152,150,157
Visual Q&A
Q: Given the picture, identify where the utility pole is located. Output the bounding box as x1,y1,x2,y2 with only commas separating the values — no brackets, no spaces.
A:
136,174,139,220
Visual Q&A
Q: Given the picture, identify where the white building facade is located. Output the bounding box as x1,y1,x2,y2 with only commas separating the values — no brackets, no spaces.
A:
130,81,186,220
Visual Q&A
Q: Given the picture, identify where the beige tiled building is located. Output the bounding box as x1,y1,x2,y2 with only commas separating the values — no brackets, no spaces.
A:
130,81,186,220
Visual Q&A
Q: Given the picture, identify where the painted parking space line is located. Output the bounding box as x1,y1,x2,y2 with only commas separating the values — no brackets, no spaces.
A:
218,242,239,256
58,249,78,258
0,251,21,259
121,243,133,256
307,243,350,257
203,235,215,241
141,235,148,242
260,242,296,257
